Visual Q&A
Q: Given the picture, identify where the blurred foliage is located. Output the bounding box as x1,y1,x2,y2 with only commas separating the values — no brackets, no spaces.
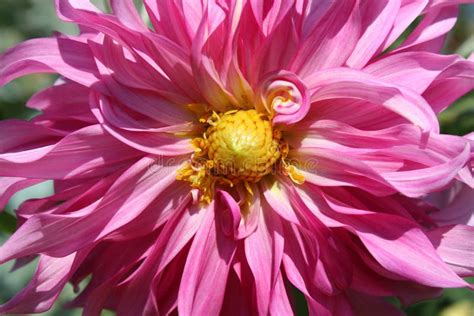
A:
0,1,473,316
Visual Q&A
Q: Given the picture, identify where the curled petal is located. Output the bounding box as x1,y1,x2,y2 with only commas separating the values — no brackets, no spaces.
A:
259,71,310,125
217,187,260,240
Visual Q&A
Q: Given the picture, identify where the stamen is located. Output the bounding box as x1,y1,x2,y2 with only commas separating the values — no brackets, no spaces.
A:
177,109,304,203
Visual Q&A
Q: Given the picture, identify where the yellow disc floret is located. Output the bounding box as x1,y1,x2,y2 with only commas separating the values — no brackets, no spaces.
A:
177,109,304,204
207,109,281,182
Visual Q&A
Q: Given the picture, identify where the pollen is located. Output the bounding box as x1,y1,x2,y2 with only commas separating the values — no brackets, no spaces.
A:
177,109,304,203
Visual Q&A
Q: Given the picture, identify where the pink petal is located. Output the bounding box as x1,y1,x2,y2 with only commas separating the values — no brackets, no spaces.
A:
347,291,405,316
294,147,395,196
244,208,284,314
383,0,429,50
27,82,95,123
346,0,401,69
428,182,474,226
323,195,469,288
290,0,361,77
395,5,458,53
178,202,236,315
307,68,440,132
364,52,466,94
116,195,203,315
0,177,42,210
382,144,470,197
0,251,87,313
423,57,474,113
0,157,182,262
0,119,63,153
427,225,474,276
110,0,147,32
0,124,140,179
425,0,474,11
269,272,293,315
250,0,293,36
0,37,99,87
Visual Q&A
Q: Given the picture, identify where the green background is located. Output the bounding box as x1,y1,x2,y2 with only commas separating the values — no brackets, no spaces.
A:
0,1,473,315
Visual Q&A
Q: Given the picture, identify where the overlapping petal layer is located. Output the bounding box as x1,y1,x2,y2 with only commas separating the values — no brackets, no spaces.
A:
0,0,473,315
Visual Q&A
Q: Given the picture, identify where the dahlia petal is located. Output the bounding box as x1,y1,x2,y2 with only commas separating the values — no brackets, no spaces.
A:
88,92,195,156
324,198,468,288
243,5,299,83
0,157,180,262
143,0,192,48
55,0,143,50
92,35,186,99
347,291,405,316
151,250,188,315
259,71,310,125
423,58,474,113
0,177,42,211
218,190,244,239
310,292,354,316
427,225,474,277
425,0,474,11
291,0,360,77
244,209,284,314
72,236,158,315
282,223,318,299
383,0,429,50
284,188,354,294
92,91,195,133
155,197,206,274
1,1,472,313
0,252,87,314
0,125,139,179
364,52,467,94
382,144,470,197
346,0,400,69
0,37,99,87
0,119,63,153
178,203,236,316
295,148,395,196
307,68,439,132
250,0,293,36
298,1,335,38
88,49,194,126
27,82,95,123
192,13,238,111
428,183,474,226
293,120,471,196
110,0,147,32
261,178,301,225
220,269,253,316
396,5,458,53
269,273,293,315
107,182,191,241
348,240,443,305
143,32,203,101
102,124,194,156
116,196,202,315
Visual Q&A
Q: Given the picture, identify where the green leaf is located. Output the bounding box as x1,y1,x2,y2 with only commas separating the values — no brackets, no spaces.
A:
0,211,16,234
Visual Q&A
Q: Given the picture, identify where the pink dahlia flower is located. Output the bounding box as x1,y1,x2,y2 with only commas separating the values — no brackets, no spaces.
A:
1,0,474,315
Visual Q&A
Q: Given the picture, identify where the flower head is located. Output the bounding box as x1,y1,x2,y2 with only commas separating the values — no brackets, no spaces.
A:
0,0,473,315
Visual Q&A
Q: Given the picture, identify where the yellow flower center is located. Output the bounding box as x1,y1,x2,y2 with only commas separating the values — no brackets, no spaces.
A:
207,110,281,182
177,109,304,204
